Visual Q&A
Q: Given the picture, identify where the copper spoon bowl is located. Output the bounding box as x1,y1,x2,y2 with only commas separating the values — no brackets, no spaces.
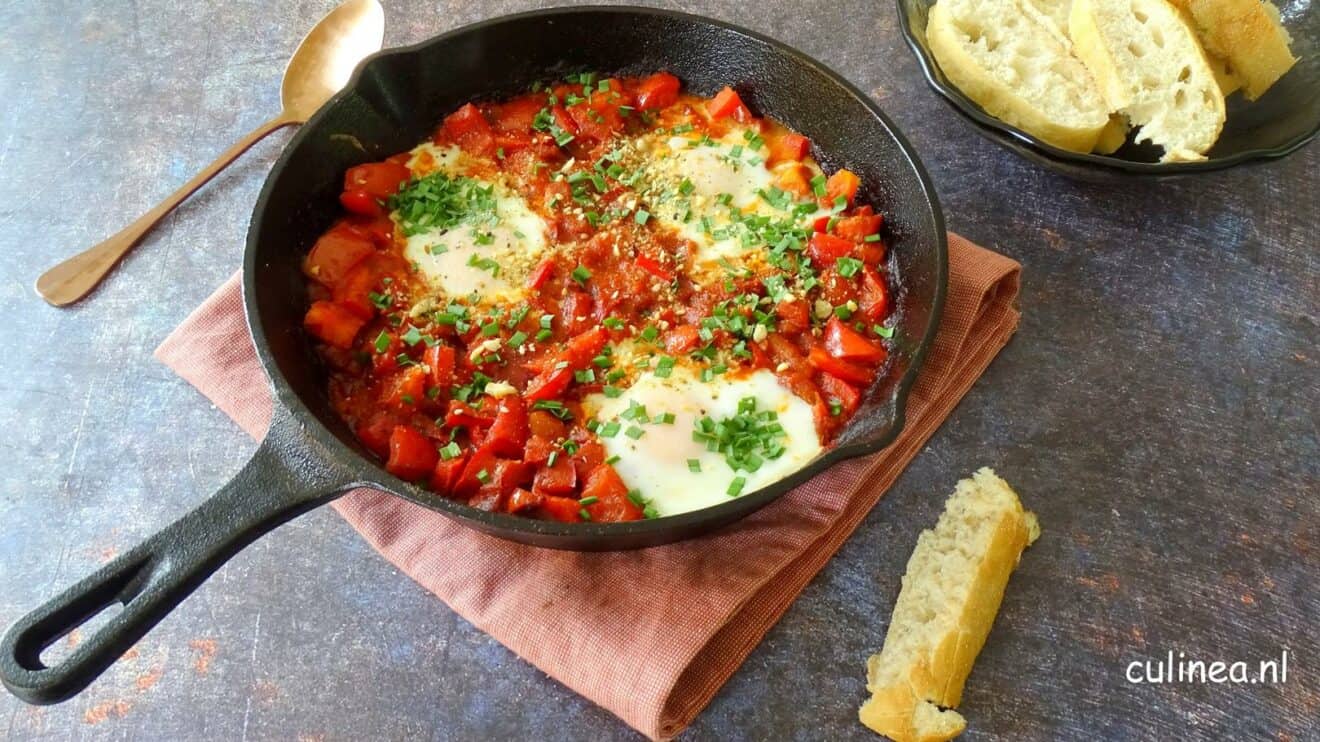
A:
34,0,385,307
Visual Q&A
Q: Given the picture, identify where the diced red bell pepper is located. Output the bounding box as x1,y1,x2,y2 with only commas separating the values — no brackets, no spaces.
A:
568,101,626,143
775,299,811,335
304,227,375,288
491,97,545,133
524,326,608,402
569,438,607,481
355,414,395,458
344,161,412,200
523,434,556,465
635,72,680,110
507,487,544,514
385,425,438,481
824,169,861,207
859,267,891,323
813,215,831,233
342,214,395,248
768,132,810,164
445,399,496,429
835,213,883,242
527,410,568,440
773,163,811,197
333,254,407,319
487,459,532,494
581,465,643,522
540,495,584,522
817,371,862,418
423,344,456,389
441,103,496,156
381,365,428,410
453,445,499,497
430,454,467,494
339,189,381,217
635,254,675,282
708,86,751,121
807,232,855,264
824,316,887,364
808,345,873,385
303,301,367,349
533,455,578,496
484,397,529,458
526,257,556,289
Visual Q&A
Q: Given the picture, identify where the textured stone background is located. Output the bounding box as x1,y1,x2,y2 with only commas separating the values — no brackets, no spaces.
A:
0,1,1316,740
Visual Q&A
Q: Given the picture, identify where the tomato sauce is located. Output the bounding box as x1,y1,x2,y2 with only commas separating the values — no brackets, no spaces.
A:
301,72,896,522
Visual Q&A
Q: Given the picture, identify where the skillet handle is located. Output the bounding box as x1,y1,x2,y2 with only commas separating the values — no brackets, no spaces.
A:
0,408,353,704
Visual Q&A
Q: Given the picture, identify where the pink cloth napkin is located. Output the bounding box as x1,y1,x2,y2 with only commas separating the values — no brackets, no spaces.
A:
155,233,1020,739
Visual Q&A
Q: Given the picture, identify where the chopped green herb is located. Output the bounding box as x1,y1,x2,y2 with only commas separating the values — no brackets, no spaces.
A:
373,331,390,354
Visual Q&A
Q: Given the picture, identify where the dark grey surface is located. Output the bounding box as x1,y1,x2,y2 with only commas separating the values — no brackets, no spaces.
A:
0,1,1315,740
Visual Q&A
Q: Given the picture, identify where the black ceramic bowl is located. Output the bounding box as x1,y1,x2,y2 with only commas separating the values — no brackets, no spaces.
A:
897,0,1319,176
2,6,946,705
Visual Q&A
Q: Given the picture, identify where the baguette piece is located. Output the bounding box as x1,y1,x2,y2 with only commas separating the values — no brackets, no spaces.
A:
859,468,1039,742
1069,0,1226,161
1168,0,1296,99
926,0,1111,152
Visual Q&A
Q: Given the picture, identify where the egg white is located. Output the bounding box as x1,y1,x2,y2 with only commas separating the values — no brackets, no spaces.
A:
398,143,549,304
582,365,822,516
631,128,827,274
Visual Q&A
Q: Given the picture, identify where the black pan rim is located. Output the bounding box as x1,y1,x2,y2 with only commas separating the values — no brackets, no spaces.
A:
893,0,1320,175
244,4,948,544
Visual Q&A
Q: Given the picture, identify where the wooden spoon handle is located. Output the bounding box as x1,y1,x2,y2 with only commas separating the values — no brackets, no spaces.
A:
35,114,297,307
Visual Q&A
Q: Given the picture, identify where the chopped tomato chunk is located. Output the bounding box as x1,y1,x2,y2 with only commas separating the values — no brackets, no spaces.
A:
524,327,608,402
808,345,872,385
445,399,496,429
768,132,810,164
859,267,891,322
527,257,555,289
441,103,495,155
344,161,411,200
824,316,887,364
385,425,438,481
824,169,861,207
303,301,366,349
381,365,427,410
423,344,456,389
430,454,467,494
540,495,584,522
485,397,529,457
807,232,855,264
304,227,375,288
635,72,680,110
339,189,381,216
817,372,862,418
581,465,643,522
708,86,751,121
507,487,544,514
533,455,578,496
835,210,883,242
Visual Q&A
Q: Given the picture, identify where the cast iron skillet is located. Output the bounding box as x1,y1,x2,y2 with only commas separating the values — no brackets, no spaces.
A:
1,6,946,706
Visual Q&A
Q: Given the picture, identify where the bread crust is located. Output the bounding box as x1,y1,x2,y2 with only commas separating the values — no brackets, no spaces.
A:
926,1,1108,152
858,469,1037,742
1170,0,1296,99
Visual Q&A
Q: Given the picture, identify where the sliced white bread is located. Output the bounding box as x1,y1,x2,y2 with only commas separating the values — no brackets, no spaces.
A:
1020,0,1075,44
1168,0,1297,99
926,0,1111,152
859,468,1039,742
1069,0,1226,161
1094,113,1131,153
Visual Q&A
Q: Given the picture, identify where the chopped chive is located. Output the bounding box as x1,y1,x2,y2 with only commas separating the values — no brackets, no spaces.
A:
687,459,701,472
727,476,747,496
373,331,390,353
578,496,600,506
439,442,461,460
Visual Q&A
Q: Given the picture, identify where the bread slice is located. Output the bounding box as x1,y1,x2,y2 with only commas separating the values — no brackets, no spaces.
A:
926,0,1111,152
1168,0,1297,99
859,468,1039,742
1069,0,1226,161
1020,0,1075,43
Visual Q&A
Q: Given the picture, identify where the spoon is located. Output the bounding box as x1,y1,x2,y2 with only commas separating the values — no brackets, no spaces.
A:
35,0,385,307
